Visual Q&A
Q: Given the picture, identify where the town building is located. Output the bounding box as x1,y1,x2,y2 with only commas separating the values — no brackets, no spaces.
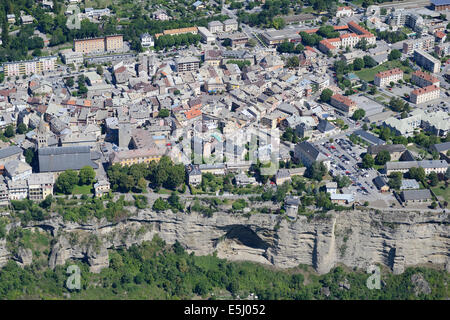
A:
413,49,442,73
109,147,165,166
374,68,403,87
60,50,84,65
175,57,200,73
27,173,54,201
410,85,440,104
330,94,357,116
140,33,154,47
336,6,354,17
260,29,302,46
3,56,57,77
223,19,238,32
431,0,450,11
38,146,100,173
186,164,202,185
94,179,110,197
385,159,448,175
402,36,434,54
74,35,123,54
367,144,407,161
198,27,216,44
208,21,224,33
411,70,440,88
373,176,389,192
400,189,432,204
294,141,330,169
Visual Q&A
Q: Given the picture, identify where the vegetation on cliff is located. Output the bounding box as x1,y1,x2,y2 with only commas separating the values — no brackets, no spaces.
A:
0,236,448,300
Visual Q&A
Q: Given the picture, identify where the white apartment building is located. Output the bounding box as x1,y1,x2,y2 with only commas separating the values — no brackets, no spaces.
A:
208,21,224,34
336,6,354,17
410,85,440,104
374,68,404,87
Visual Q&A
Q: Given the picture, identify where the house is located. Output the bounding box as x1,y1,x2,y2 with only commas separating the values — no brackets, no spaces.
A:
336,6,354,17
223,19,238,32
400,189,432,204
94,179,110,197
7,179,28,200
186,164,202,186
373,176,389,192
192,1,205,10
431,141,450,155
140,33,154,47
330,94,357,116
208,21,224,34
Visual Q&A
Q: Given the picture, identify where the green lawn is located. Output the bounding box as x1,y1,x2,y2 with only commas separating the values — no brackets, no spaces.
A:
355,60,413,82
431,184,450,203
72,184,93,195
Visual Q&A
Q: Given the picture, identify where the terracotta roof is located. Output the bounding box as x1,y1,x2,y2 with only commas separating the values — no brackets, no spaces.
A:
185,108,202,120
375,68,403,79
331,93,356,106
411,85,440,96
413,70,439,84
435,31,446,38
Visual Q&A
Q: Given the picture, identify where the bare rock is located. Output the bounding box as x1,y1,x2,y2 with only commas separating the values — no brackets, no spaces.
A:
411,274,431,296
15,248,33,267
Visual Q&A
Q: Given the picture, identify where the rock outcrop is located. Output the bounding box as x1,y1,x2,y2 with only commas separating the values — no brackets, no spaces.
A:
5,209,450,274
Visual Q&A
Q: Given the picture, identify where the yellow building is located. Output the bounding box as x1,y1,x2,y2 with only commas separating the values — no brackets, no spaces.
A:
109,147,165,166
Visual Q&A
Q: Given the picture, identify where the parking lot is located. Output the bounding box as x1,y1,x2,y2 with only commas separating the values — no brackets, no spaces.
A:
314,136,396,206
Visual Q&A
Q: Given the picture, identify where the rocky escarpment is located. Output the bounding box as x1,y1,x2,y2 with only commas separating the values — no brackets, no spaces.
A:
1,209,449,275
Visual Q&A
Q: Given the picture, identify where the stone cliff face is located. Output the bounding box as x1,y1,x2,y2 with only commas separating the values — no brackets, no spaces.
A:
1,209,449,274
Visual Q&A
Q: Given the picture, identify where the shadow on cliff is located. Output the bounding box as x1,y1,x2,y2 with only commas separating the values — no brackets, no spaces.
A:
219,225,269,250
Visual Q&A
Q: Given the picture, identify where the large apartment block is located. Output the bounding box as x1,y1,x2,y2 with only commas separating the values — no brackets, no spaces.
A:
3,56,57,77
374,68,403,87
413,49,441,73
402,36,434,54
410,85,440,104
175,56,200,72
330,94,357,116
411,70,440,87
74,35,123,54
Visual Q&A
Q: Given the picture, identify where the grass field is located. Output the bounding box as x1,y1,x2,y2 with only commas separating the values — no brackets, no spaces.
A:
355,60,413,82
431,184,450,203
72,184,93,195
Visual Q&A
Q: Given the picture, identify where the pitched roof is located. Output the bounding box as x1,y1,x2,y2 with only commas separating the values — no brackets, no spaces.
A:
0,146,23,160
38,146,99,172
401,189,432,201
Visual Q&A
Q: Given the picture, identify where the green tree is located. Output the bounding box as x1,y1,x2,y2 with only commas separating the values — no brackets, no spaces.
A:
320,88,333,103
353,58,364,71
388,172,402,189
16,123,27,134
55,170,79,194
388,49,401,61
158,109,170,118
428,172,438,187
4,125,14,138
362,153,374,169
78,166,96,185
153,198,169,212
375,150,391,165
351,109,366,121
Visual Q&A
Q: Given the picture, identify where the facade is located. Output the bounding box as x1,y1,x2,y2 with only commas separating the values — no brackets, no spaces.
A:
330,94,357,116
411,70,440,88
294,141,330,169
198,27,215,43
410,85,440,104
336,6,354,17
260,29,302,46
94,180,110,197
374,68,403,87
140,33,154,47
367,144,406,161
109,147,165,166
3,56,57,77
401,189,432,203
385,159,448,175
155,27,198,38
208,21,224,33
27,173,54,201
223,19,238,32
402,36,434,54
186,164,202,185
74,35,123,54
60,50,84,65
413,49,441,73
175,57,200,73
431,0,450,11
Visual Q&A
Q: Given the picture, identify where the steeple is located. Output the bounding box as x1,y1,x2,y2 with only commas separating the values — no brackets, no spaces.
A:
36,115,48,149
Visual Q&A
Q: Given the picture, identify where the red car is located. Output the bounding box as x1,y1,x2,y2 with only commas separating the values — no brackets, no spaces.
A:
330,145,336,149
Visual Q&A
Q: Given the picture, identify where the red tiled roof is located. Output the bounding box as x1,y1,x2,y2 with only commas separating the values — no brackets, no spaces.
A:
411,85,439,96
375,68,403,79
413,70,439,84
